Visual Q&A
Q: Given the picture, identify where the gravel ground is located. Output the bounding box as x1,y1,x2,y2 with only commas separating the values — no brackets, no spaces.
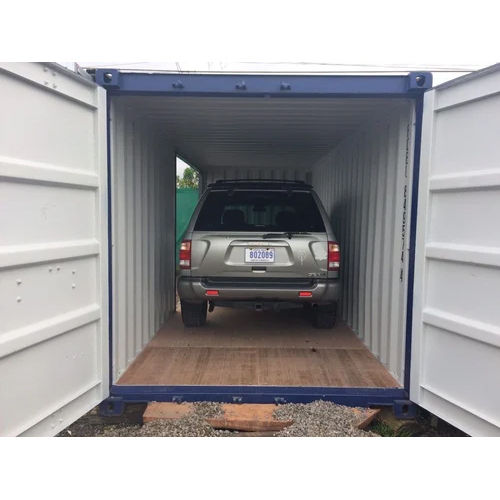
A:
273,401,375,437
60,402,232,437
59,401,375,437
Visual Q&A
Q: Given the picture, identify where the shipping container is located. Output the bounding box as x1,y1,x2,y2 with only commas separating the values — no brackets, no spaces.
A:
1,62,499,436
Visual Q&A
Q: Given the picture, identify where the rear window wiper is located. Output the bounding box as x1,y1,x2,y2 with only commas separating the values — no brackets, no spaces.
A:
262,232,310,239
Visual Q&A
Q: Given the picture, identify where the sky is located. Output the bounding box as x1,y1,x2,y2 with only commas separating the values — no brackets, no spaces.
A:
3,1,498,66
177,157,191,177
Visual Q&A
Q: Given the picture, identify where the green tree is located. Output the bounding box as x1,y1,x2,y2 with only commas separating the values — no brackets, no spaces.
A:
177,167,199,188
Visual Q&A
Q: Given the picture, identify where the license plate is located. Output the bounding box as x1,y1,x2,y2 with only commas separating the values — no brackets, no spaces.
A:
245,247,275,263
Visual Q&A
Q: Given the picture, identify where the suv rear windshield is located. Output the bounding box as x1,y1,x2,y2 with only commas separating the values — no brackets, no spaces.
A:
194,190,326,232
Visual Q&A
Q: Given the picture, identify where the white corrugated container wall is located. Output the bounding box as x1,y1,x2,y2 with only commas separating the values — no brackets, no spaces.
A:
110,100,176,382
312,102,414,383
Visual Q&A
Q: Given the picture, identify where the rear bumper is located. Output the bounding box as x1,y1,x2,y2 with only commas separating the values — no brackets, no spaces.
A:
177,276,340,303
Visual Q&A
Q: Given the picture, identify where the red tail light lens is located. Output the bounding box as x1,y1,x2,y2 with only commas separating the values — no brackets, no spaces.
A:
179,240,191,269
299,291,312,297
328,242,340,270
206,290,219,296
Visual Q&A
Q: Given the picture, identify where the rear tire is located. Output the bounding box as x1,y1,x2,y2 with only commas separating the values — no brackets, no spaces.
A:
312,303,337,329
181,300,207,327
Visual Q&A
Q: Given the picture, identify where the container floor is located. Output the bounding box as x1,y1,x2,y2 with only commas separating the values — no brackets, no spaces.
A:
117,308,400,388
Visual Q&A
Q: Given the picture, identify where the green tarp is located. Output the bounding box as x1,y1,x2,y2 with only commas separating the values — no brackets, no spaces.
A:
176,188,199,264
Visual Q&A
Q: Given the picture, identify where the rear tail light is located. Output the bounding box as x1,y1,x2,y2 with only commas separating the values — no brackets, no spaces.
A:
299,291,312,297
205,290,219,297
179,239,191,269
328,242,340,270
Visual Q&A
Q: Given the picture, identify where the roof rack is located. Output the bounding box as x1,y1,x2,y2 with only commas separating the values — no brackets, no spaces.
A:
209,179,312,189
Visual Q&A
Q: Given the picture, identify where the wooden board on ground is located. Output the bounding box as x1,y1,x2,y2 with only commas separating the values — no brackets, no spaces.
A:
142,402,380,432
143,402,193,423
206,404,293,432
353,408,381,429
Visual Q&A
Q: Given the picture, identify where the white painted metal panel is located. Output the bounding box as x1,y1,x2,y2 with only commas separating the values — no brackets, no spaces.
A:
0,63,108,436
110,101,176,381
411,65,500,436
312,102,414,384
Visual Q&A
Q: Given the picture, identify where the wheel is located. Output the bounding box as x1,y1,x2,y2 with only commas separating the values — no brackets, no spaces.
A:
181,300,207,327
312,303,337,329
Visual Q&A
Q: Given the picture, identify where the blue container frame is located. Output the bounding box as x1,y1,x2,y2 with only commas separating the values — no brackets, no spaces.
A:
98,69,431,411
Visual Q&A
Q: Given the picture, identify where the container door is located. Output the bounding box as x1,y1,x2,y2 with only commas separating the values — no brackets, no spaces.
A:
410,64,500,436
0,63,109,436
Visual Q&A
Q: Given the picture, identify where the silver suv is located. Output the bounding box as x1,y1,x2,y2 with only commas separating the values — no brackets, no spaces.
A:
177,180,340,328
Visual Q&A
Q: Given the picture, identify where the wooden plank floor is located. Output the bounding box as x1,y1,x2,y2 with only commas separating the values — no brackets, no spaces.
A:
118,308,400,388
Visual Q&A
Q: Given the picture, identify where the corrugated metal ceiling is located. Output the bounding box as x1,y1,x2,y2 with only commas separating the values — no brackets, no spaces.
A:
116,96,410,171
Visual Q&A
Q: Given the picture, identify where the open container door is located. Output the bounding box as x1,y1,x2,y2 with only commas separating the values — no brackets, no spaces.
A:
0,63,109,436
410,64,500,436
